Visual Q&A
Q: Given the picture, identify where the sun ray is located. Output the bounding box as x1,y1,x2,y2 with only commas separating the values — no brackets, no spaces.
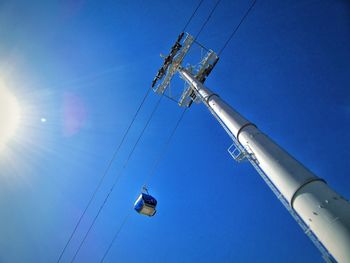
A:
0,85,21,153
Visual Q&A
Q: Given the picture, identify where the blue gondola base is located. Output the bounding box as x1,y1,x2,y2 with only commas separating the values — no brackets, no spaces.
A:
134,188,157,217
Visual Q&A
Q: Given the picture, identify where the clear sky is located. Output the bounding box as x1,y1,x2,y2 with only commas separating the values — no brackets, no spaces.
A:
0,0,349,262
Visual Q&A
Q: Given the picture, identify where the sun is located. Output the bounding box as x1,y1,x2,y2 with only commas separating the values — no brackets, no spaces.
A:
0,86,21,151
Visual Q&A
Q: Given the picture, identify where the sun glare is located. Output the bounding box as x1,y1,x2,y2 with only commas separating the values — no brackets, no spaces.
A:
0,87,21,151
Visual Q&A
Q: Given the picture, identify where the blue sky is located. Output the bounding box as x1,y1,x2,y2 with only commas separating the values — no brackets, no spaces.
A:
0,0,349,262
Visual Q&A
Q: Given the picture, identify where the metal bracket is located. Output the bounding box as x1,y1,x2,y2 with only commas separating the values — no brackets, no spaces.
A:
195,50,219,84
228,143,246,162
142,185,149,194
178,84,195,107
153,33,194,95
244,144,259,164
178,50,219,107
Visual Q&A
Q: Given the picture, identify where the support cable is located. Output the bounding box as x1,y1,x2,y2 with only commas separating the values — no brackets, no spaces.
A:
99,108,188,263
70,95,164,263
195,0,222,40
143,108,187,185
182,0,205,32
218,0,257,56
99,212,132,263
94,1,205,258
56,86,153,263
59,1,208,260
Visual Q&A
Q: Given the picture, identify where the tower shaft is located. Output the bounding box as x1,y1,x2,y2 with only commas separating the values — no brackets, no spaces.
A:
179,68,350,263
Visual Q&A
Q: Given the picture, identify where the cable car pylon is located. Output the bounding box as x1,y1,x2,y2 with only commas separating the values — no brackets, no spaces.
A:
151,32,350,263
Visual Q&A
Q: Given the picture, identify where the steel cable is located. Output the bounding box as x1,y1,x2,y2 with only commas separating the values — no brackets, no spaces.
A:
70,95,164,262
60,1,212,261
143,108,187,185
99,108,187,262
182,0,205,32
56,86,153,263
99,212,131,263
194,0,222,40
218,0,257,56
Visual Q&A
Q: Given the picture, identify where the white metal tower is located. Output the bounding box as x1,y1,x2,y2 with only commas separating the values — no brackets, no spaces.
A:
152,33,350,263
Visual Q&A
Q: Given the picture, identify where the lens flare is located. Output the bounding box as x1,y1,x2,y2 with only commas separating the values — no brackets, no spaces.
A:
0,87,21,152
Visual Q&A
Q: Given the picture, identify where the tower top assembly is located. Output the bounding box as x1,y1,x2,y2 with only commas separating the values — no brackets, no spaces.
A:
152,32,219,107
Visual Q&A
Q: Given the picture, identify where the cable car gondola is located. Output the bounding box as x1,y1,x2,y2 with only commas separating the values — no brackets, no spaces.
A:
134,187,157,217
